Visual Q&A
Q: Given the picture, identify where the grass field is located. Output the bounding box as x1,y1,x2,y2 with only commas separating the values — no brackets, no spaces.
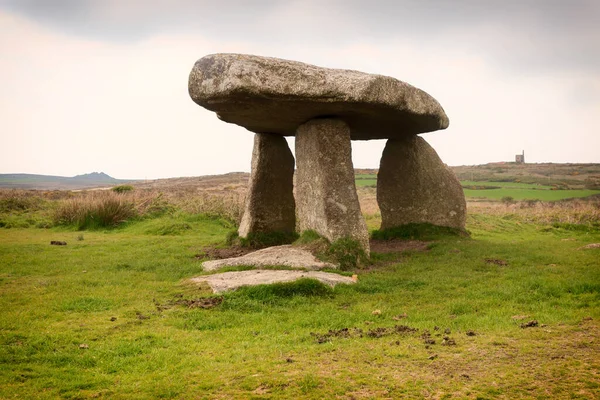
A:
459,181,554,189
462,188,600,201
1,190,599,398
354,175,600,201
355,174,378,187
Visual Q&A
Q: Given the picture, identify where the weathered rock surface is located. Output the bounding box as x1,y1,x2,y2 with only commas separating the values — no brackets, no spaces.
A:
202,245,336,272
189,53,448,140
238,133,295,237
295,119,370,254
377,136,466,230
190,270,355,293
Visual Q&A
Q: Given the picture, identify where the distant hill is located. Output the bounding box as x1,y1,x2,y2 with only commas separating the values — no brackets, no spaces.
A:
450,162,600,189
3,163,599,191
0,172,135,190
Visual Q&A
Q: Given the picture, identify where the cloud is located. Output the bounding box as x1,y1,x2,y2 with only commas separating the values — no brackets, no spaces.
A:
0,4,598,179
2,0,598,75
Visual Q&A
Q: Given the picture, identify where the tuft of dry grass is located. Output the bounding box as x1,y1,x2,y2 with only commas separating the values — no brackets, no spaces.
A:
467,197,600,226
51,188,245,229
0,189,47,212
53,192,138,229
1,186,246,230
173,192,245,224
355,187,600,229
48,187,245,229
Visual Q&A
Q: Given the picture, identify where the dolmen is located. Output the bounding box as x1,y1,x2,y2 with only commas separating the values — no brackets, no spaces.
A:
189,54,466,256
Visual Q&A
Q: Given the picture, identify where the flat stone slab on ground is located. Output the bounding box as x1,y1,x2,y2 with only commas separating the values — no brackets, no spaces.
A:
190,270,356,293
189,53,448,139
201,245,336,272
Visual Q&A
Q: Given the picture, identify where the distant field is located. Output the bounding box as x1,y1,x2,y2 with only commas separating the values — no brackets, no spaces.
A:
459,180,554,189
354,175,600,201
463,188,600,201
355,174,377,187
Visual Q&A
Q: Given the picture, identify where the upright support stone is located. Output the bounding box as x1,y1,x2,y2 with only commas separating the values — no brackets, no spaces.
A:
238,133,296,238
377,136,466,231
295,119,370,255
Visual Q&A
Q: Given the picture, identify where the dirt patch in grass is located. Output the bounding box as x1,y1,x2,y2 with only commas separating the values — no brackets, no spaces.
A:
369,239,430,254
485,258,508,266
520,320,539,329
306,321,600,399
310,325,419,344
154,295,223,311
176,297,224,309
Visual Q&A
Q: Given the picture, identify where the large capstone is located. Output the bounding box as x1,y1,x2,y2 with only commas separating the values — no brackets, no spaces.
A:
238,133,296,237
377,136,466,231
189,53,448,140
295,118,370,254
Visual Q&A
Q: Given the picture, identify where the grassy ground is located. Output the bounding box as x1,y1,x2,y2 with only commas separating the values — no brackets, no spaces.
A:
463,188,600,201
459,181,554,189
355,175,377,187
1,209,599,398
354,175,600,200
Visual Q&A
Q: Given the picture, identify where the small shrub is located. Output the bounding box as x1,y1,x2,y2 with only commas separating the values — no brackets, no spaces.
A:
325,237,369,270
112,185,134,193
501,196,515,205
293,231,370,270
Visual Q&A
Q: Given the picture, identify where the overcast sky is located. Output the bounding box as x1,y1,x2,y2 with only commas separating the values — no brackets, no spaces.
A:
1,0,598,179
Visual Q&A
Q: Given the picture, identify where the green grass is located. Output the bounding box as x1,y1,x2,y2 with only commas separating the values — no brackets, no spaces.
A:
354,175,600,200
463,188,600,201
460,180,555,189
354,174,378,187
1,214,599,398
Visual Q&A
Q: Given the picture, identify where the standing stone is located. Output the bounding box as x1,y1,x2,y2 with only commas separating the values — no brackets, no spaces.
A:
296,119,370,254
377,136,466,231
238,133,296,238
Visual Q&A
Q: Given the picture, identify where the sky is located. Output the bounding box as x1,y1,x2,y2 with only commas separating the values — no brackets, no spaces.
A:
0,0,598,179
